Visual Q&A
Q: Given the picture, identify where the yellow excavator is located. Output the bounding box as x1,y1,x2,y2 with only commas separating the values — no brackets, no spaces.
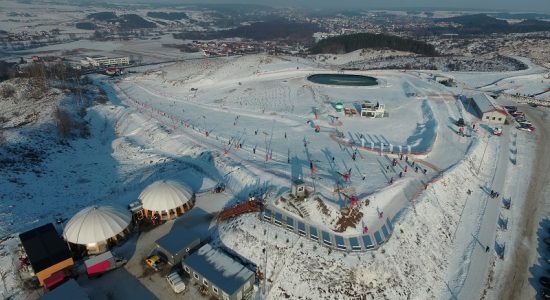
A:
199,285,209,296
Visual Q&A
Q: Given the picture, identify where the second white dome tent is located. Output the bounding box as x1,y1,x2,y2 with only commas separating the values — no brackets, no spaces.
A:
139,180,195,221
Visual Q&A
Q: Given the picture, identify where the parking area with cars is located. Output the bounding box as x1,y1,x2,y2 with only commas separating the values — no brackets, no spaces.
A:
505,105,537,132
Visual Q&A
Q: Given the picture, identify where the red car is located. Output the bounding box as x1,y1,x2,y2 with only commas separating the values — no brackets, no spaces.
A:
511,111,524,117
517,125,536,132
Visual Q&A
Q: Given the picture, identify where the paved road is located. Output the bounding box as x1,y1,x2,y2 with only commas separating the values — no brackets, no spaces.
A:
498,105,550,300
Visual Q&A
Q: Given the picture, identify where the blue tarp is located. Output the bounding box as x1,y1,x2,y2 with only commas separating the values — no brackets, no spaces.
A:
349,237,360,249
362,235,374,249
322,231,331,245
374,231,383,245
334,236,346,249
310,227,318,239
381,224,390,239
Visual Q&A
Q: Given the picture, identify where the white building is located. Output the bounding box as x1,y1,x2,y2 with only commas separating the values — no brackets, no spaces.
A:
471,93,507,124
80,56,129,68
360,101,385,118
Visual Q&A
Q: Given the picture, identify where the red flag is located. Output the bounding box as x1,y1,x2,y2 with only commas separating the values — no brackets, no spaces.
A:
311,163,316,175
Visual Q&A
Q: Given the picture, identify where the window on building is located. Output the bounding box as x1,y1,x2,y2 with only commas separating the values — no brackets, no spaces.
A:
498,118,502,121
202,279,209,286
193,272,199,280
183,266,190,273
492,117,496,120
212,286,219,294
485,116,489,119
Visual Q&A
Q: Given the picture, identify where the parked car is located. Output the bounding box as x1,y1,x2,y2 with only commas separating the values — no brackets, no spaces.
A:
504,105,517,112
519,120,532,126
541,276,550,288
518,125,536,132
166,271,186,293
145,255,164,271
542,288,550,300
515,115,526,122
455,118,465,127
493,127,503,136
511,111,524,117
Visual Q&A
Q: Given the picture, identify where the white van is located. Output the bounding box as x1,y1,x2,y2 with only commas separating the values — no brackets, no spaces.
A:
166,271,186,293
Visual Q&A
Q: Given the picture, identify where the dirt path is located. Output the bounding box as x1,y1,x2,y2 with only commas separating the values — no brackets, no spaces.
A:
498,105,550,300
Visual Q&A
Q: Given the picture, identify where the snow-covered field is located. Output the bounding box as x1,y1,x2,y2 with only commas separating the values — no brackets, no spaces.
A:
0,53,548,300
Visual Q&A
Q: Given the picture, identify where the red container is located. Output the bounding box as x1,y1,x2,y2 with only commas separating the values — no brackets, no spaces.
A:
43,270,67,291
87,259,112,277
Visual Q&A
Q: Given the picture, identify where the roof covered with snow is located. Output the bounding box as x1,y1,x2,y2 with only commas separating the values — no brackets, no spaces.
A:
183,243,254,295
63,206,131,245
139,180,193,212
472,93,506,115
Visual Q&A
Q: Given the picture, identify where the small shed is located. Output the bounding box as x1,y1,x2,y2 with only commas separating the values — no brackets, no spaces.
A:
471,93,507,124
155,232,201,265
182,244,255,300
291,179,307,198
39,279,89,300
19,223,74,286
335,102,344,112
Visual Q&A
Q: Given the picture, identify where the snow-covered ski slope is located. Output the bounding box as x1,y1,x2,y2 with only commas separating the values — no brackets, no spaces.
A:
1,53,546,300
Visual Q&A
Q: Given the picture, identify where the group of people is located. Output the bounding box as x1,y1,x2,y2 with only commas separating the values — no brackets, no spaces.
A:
490,190,500,198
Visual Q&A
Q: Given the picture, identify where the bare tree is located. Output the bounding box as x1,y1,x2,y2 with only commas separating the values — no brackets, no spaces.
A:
0,129,5,146
54,108,73,139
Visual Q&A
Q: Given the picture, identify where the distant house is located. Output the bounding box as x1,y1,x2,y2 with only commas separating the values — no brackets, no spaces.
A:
80,56,129,68
470,93,507,124
182,244,255,300
434,75,453,86
19,223,74,286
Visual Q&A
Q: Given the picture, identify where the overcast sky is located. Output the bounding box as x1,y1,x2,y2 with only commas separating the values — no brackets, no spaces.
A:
175,0,550,13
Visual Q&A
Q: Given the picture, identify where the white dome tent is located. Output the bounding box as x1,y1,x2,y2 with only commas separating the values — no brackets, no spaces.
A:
63,206,132,255
139,180,194,221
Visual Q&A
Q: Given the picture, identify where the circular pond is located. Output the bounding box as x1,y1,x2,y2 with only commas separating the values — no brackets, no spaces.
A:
307,74,378,86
